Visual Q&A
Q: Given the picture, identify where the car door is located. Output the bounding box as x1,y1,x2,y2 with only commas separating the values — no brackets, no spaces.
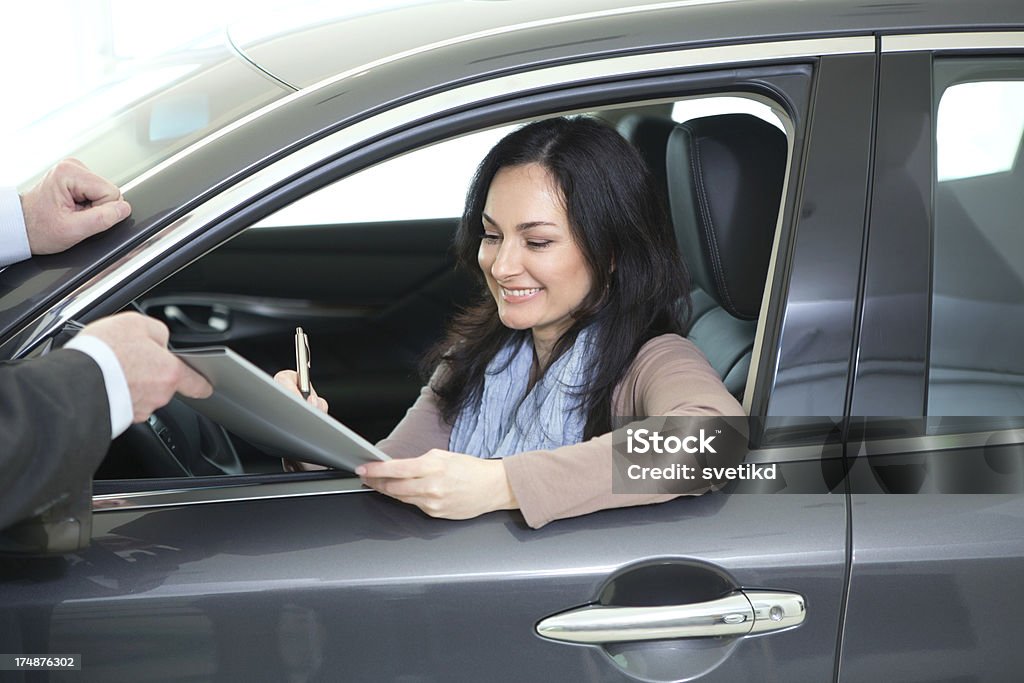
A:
839,34,1024,681
0,42,876,682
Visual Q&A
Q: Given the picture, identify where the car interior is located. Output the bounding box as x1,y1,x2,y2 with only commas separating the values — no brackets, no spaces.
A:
97,96,791,483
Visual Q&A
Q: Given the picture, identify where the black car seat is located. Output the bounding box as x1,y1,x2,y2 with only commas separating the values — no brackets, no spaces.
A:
666,113,788,398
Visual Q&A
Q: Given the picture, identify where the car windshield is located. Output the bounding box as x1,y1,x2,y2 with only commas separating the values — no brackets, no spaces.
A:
8,31,289,191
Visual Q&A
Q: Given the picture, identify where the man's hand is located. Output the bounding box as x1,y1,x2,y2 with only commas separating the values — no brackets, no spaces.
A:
20,159,131,255
356,450,518,520
80,312,212,422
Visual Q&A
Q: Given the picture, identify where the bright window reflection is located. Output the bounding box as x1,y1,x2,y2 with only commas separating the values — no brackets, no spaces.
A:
4,65,198,183
672,96,784,131
937,81,1024,181
256,125,517,226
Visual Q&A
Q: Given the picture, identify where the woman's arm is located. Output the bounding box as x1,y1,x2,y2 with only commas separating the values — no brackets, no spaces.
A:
375,381,453,458
360,335,742,528
360,378,520,518
503,334,743,528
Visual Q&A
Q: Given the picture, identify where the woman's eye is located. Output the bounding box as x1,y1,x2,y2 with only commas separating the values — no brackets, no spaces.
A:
527,240,552,249
481,233,500,243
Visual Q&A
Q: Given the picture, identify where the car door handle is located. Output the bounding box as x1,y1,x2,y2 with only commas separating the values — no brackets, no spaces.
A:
161,303,231,334
536,590,805,644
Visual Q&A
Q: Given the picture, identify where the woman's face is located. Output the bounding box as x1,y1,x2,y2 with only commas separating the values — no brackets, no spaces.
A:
478,163,594,349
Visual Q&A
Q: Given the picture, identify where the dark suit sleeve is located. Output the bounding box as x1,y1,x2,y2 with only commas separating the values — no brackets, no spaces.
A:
0,348,111,530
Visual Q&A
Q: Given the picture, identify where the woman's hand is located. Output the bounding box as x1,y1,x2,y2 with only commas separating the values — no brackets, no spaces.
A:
273,369,329,413
273,369,330,472
356,450,518,520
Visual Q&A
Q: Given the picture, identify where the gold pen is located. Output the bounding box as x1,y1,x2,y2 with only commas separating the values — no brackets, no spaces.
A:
295,326,311,399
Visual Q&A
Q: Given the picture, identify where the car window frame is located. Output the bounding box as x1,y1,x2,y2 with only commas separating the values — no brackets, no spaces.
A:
756,52,878,451
91,78,814,506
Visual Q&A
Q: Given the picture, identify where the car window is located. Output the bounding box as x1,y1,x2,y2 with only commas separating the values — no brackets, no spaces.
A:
928,58,1024,430
103,92,794,483
254,125,519,225
255,95,784,227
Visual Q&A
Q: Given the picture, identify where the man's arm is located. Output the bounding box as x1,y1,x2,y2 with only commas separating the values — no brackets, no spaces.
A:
0,159,131,267
0,349,111,531
0,313,213,531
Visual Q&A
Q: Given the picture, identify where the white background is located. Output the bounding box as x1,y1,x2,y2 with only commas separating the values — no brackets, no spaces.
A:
0,1,408,184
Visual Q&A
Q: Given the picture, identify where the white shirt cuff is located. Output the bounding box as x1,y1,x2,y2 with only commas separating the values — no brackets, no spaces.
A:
0,187,31,268
65,334,134,438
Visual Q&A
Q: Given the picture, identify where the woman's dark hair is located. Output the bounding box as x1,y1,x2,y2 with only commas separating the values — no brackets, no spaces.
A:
424,115,691,439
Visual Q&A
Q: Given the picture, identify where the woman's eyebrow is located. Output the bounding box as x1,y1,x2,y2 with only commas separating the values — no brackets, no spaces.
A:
482,212,557,231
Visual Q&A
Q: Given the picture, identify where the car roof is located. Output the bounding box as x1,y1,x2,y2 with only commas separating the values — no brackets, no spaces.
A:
229,0,681,90
231,0,1024,90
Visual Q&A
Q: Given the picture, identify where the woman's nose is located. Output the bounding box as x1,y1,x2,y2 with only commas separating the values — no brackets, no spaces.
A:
490,241,523,279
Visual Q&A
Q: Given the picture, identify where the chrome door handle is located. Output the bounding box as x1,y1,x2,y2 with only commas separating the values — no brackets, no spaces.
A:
536,590,805,644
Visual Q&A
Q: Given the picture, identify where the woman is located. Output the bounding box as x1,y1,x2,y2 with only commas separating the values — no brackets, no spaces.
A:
277,116,742,528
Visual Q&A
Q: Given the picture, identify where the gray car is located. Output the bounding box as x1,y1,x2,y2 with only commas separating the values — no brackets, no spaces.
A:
2,1,1024,681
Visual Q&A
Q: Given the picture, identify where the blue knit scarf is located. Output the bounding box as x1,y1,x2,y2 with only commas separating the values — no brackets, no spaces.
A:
449,327,596,458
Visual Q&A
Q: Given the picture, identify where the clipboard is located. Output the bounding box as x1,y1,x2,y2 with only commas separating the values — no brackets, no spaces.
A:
173,346,390,471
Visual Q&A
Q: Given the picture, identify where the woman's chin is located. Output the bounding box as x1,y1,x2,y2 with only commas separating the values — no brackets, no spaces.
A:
497,314,534,331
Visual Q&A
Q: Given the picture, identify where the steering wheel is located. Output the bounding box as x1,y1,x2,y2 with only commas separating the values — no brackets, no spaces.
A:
118,398,244,477
52,303,244,478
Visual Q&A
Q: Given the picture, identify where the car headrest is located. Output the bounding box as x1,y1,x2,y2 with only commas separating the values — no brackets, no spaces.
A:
667,114,787,320
615,114,676,205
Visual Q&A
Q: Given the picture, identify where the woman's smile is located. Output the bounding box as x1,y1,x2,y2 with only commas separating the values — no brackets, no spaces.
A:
499,286,543,302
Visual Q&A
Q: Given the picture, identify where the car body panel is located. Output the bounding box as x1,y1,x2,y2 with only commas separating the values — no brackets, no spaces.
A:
852,51,932,417
2,488,846,682
757,53,875,425
839,495,1024,681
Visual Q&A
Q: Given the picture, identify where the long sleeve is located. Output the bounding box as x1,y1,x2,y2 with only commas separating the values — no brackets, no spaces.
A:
376,375,452,458
0,349,112,531
0,186,31,268
377,334,743,529
502,334,743,528
65,334,134,438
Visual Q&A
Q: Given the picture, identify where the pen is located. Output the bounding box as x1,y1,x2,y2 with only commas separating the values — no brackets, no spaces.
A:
295,326,311,399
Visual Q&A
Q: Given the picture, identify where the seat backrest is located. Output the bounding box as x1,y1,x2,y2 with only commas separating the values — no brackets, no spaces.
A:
615,113,677,207
666,113,787,397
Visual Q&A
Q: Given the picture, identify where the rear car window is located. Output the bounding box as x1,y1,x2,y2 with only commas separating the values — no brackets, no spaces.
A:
928,58,1024,428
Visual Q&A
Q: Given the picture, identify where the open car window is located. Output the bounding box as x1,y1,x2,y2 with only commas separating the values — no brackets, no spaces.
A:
98,93,794,486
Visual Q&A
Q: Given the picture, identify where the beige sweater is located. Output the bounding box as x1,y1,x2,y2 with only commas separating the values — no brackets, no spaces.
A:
377,334,744,528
